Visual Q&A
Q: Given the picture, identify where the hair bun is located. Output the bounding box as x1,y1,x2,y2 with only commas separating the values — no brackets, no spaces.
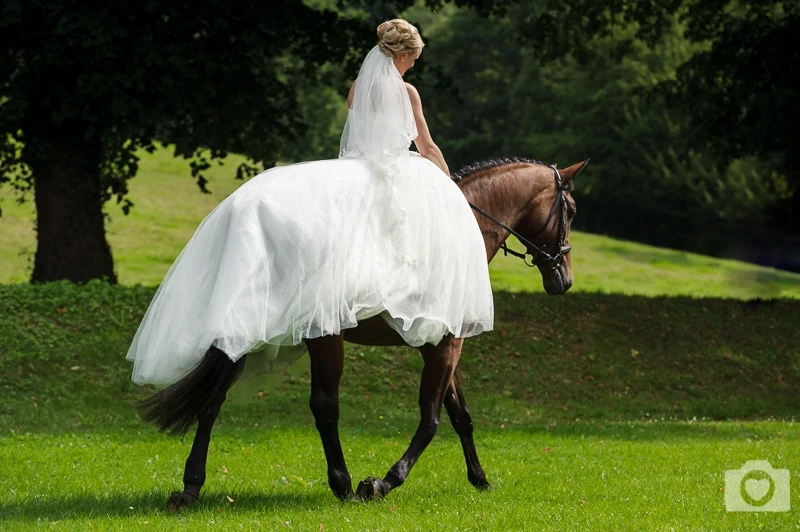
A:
376,21,395,40
376,18,424,58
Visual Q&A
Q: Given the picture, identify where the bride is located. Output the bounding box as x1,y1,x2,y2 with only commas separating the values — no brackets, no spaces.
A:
127,19,494,385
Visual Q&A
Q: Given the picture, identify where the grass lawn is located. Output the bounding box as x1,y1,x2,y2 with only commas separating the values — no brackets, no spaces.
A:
3,423,799,530
1,281,799,530
1,147,799,530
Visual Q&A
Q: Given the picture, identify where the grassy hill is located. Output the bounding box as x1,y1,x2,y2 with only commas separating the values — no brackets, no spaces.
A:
2,147,799,529
1,281,798,529
2,145,797,428
1,144,798,298
1,281,798,436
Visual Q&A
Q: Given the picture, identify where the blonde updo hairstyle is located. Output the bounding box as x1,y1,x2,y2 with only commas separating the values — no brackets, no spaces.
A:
377,19,424,59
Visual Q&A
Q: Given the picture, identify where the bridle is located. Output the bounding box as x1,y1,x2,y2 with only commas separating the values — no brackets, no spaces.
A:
468,164,572,269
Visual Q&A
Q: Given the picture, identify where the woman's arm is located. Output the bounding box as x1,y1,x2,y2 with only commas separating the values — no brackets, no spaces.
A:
406,83,450,176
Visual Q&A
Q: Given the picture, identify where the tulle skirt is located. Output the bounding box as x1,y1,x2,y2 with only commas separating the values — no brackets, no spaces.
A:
126,152,494,385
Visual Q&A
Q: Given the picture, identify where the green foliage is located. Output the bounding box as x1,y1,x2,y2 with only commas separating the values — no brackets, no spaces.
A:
0,281,154,429
279,64,350,162
1,0,796,282
406,7,791,259
0,0,373,281
410,9,525,168
499,0,800,233
666,1,798,170
4,1,373,188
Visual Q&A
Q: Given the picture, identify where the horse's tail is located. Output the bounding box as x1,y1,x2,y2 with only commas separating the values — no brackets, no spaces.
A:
137,346,245,436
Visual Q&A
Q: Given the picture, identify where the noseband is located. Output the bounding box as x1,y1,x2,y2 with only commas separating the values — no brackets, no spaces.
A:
468,164,572,268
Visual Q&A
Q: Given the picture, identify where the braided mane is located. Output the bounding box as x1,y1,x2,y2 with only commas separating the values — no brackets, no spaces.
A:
451,157,544,183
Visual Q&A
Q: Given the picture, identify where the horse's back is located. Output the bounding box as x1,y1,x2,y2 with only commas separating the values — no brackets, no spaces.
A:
128,153,493,386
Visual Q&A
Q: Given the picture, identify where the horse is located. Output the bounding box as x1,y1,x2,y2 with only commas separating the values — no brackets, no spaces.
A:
138,157,588,509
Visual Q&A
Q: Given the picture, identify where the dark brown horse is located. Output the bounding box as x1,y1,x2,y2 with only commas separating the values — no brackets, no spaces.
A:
139,157,588,509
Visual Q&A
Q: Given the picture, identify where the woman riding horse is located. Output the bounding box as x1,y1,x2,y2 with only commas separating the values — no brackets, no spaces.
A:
127,18,494,388
129,19,586,508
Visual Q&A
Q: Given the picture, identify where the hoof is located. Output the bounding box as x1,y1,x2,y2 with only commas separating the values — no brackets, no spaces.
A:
476,480,494,492
470,474,493,491
334,487,356,501
167,490,197,512
356,476,387,501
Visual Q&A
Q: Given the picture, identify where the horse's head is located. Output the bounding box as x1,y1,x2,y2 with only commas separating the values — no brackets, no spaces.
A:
514,159,587,295
456,158,589,295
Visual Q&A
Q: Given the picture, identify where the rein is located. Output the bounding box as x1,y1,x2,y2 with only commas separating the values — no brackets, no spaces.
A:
467,164,572,268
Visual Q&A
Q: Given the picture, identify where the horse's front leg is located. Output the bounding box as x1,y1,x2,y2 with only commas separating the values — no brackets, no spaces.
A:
444,371,491,490
356,335,462,500
306,335,354,500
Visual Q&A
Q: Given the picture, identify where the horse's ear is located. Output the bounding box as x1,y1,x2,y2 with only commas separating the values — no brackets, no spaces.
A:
560,158,590,184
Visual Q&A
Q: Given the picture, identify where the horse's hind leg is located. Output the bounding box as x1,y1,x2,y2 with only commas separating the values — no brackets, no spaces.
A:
168,390,228,510
306,335,354,500
138,345,243,511
444,372,491,490
356,336,462,500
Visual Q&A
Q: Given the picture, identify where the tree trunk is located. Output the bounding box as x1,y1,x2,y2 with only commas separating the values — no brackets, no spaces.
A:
29,135,117,284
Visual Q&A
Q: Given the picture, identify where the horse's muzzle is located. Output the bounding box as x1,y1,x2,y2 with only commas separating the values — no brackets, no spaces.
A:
542,264,573,295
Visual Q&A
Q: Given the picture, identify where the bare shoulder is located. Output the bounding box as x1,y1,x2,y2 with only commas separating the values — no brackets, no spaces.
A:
405,82,422,105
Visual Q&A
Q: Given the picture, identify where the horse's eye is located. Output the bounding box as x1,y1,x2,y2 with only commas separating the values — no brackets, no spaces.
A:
568,208,577,219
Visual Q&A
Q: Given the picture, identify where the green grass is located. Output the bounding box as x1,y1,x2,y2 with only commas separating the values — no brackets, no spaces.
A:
0,147,252,285
493,235,800,300
2,147,800,529
1,282,799,529
1,144,798,298
2,282,798,434
3,424,800,530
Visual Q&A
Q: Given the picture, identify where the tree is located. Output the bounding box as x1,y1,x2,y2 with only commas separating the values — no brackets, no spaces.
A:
278,64,350,163
0,1,367,282
405,5,790,260
500,0,800,235
0,0,512,284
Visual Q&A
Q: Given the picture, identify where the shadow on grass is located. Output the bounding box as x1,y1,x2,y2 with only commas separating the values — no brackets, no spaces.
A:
0,490,325,522
3,416,796,444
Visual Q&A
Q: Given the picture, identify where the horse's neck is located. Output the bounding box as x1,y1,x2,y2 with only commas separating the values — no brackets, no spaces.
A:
459,167,537,261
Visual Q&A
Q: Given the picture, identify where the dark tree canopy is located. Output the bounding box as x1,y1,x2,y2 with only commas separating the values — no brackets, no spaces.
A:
0,0,516,283
526,2,796,156
0,0,367,282
1,0,797,282
504,0,800,231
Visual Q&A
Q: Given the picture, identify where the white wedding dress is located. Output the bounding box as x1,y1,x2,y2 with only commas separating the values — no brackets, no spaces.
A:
127,47,494,385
